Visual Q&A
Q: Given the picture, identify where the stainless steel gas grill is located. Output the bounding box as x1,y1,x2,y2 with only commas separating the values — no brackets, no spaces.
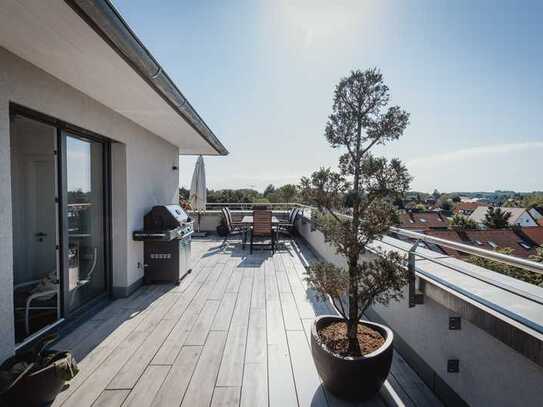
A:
133,205,193,284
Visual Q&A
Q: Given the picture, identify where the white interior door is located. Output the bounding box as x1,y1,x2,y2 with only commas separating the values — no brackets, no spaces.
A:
25,156,58,277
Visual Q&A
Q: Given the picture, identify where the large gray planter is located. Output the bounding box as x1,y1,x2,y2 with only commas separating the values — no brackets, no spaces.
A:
311,315,393,401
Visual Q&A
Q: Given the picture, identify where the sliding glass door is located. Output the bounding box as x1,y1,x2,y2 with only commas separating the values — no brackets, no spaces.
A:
11,108,110,345
63,133,107,313
11,116,60,344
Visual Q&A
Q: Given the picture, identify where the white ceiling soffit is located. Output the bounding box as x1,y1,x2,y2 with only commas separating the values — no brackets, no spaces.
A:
0,0,228,156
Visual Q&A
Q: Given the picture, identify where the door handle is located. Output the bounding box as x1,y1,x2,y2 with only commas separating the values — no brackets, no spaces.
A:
36,232,48,237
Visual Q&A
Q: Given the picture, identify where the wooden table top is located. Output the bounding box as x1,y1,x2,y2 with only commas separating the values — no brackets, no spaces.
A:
241,215,280,224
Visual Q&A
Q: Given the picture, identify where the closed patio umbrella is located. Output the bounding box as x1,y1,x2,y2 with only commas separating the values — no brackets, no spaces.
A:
189,155,207,234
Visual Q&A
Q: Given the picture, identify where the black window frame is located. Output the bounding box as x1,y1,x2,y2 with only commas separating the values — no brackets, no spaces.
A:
9,103,113,324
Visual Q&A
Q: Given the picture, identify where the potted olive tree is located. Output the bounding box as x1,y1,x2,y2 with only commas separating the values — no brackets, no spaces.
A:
300,68,411,401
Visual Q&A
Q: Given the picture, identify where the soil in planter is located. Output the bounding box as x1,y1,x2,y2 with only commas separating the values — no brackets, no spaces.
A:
318,321,385,357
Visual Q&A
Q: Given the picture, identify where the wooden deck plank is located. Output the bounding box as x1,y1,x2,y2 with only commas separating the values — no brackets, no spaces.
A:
53,307,162,406
185,300,221,345
276,271,292,293
245,308,267,364
381,376,414,407
91,390,129,407
151,269,219,365
280,291,304,331
240,362,268,407
280,254,317,319
53,239,442,407
60,324,159,407
216,272,253,387
225,267,243,293
390,352,443,407
211,292,238,331
266,290,298,407
107,318,177,389
209,261,236,300
267,343,299,407
180,331,228,407
216,323,248,387
287,330,328,407
121,365,170,407
150,346,202,407
251,262,266,308
265,258,280,301
211,387,241,407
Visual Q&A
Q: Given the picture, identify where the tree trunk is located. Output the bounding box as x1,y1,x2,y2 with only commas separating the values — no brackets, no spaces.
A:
347,259,360,355
347,117,363,356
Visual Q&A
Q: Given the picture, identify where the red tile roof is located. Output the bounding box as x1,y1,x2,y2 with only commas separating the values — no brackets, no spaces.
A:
521,227,543,246
453,202,486,214
398,212,448,230
424,229,538,259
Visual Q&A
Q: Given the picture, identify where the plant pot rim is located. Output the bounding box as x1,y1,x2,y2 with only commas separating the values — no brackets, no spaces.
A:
311,314,393,360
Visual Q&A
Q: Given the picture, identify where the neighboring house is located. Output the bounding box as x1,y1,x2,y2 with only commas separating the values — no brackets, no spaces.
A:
453,201,486,216
398,211,448,232
423,229,538,259
0,1,227,362
469,206,539,228
520,227,543,247
529,207,543,222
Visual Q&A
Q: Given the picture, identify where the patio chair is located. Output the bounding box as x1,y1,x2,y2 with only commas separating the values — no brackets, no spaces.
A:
250,210,276,254
278,207,301,236
221,207,247,241
14,271,58,336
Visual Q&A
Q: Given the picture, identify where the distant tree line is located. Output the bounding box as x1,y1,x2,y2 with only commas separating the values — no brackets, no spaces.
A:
179,184,302,204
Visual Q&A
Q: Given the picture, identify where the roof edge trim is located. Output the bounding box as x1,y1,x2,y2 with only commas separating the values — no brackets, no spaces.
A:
65,0,228,156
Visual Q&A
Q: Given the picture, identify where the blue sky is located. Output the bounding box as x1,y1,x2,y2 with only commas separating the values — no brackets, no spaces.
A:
113,0,542,193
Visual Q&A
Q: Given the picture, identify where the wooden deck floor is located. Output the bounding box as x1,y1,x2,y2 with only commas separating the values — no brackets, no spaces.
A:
51,238,443,407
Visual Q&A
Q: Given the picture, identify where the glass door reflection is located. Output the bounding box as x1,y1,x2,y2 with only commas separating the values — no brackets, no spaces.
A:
65,134,106,312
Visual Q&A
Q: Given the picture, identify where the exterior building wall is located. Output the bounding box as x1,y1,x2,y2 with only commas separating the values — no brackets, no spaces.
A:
295,217,543,407
0,47,179,361
516,212,538,227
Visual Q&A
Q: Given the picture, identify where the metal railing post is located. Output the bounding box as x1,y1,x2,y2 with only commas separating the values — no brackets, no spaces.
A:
408,240,420,308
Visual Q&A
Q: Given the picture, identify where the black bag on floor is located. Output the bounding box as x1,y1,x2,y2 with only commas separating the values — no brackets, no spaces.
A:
0,334,78,407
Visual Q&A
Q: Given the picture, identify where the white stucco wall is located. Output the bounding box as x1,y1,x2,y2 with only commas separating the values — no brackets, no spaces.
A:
296,217,543,407
0,47,179,360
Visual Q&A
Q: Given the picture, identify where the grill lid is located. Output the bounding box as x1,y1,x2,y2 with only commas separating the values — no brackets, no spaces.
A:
144,205,190,230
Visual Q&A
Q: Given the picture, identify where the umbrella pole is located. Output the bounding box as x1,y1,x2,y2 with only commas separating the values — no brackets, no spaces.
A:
193,210,207,237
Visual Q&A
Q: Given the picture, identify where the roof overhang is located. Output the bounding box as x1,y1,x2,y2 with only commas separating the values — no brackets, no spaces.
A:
0,0,228,156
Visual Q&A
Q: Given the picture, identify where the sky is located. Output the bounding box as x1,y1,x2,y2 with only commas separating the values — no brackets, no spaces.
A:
113,0,542,193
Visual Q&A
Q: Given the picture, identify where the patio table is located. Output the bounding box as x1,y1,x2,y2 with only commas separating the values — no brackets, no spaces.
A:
240,215,281,249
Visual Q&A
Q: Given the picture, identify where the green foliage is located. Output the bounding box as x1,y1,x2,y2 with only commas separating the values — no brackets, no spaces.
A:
267,184,299,203
263,184,276,197
451,196,461,203
522,193,543,208
449,214,478,230
202,184,301,205
483,207,511,229
179,187,189,200
301,68,410,355
530,247,543,263
467,248,543,287
414,203,427,212
438,198,452,211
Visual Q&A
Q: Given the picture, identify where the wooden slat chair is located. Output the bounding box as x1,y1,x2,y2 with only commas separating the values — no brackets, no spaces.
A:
250,210,276,254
